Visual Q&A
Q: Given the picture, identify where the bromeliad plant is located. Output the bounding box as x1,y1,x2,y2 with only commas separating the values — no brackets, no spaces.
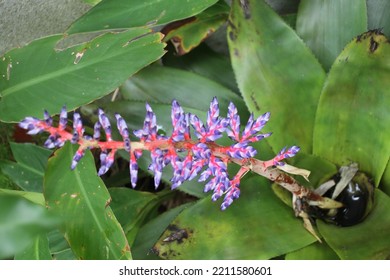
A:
19,97,335,214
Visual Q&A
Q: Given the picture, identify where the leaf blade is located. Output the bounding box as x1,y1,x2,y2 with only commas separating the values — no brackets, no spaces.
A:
0,29,165,122
228,0,326,153
44,142,131,260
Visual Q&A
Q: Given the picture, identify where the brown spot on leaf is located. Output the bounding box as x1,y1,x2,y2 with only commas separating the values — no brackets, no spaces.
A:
239,0,251,19
250,93,260,111
229,30,237,41
369,37,379,53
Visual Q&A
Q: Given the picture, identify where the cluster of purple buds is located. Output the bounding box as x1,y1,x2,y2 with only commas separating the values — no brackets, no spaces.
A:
19,97,300,210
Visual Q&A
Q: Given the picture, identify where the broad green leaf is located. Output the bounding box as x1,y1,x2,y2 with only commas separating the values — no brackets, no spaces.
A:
228,0,326,153
285,242,339,260
162,44,239,93
108,187,159,245
0,143,52,192
0,189,45,206
154,176,316,259
318,189,390,259
44,142,131,260
0,28,165,122
120,65,248,120
0,194,57,259
367,0,390,38
296,0,367,71
132,203,192,260
313,31,390,187
67,0,219,34
163,0,229,55
14,234,52,260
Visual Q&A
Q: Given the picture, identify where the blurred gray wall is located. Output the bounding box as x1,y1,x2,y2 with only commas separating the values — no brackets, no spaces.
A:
0,0,91,55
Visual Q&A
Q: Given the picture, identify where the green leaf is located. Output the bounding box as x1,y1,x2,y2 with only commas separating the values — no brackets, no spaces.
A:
154,176,316,259
0,28,165,122
14,234,52,260
0,194,57,259
162,44,239,93
163,0,229,55
132,203,192,260
296,0,367,71
108,187,159,245
228,0,326,153
0,143,52,192
44,142,131,260
367,0,390,38
0,189,45,206
285,242,339,260
318,189,390,259
67,0,219,34
120,65,247,119
313,31,390,187
48,229,76,260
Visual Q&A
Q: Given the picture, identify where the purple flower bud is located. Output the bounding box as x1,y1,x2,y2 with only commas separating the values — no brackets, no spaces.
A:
59,106,68,131
242,112,270,140
19,117,45,135
227,102,240,141
192,143,211,159
98,108,112,141
227,142,257,159
171,100,186,142
93,121,101,140
189,114,206,140
44,135,57,149
129,157,138,188
71,113,84,144
98,150,115,176
207,97,220,128
71,148,85,170
115,113,131,152
44,110,53,126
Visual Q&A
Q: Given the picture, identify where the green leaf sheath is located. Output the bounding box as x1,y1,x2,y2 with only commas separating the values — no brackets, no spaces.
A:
67,0,219,34
228,0,326,153
44,142,131,260
0,28,165,122
313,31,390,187
296,0,367,71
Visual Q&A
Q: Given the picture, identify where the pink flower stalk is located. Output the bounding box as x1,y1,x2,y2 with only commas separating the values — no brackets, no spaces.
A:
19,97,300,210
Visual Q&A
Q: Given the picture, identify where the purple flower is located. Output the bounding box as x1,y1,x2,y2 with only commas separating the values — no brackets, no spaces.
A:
115,113,131,152
226,102,240,141
71,112,84,144
59,106,68,131
98,150,115,176
71,147,85,170
272,146,301,166
18,97,301,211
19,117,44,135
98,108,112,141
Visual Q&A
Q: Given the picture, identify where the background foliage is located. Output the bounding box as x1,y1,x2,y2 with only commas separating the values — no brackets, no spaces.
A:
0,0,389,260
